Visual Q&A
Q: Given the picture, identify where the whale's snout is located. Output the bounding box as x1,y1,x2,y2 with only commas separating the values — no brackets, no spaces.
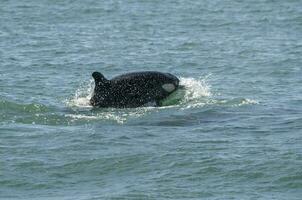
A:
165,73,179,86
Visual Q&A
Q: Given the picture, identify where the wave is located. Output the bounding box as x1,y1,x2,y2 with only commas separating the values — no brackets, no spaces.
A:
0,99,49,114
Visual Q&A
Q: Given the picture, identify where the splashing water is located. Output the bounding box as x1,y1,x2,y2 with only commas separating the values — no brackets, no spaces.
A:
181,76,212,100
66,80,94,108
159,76,211,107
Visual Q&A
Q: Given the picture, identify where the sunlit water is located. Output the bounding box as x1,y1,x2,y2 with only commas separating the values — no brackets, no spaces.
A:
1,0,302,199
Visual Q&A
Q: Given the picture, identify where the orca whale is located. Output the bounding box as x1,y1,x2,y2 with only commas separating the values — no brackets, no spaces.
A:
90,71,180,108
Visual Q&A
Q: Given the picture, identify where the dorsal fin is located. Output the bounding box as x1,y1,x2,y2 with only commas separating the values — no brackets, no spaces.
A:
92,72,109,85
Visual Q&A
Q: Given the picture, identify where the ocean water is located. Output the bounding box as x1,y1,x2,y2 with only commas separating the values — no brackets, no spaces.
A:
1,0,302,199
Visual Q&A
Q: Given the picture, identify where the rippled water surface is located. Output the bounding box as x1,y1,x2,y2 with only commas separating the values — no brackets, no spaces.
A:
1,0,302,199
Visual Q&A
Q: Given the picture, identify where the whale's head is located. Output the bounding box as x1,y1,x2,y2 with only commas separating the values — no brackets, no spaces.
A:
160,73,179,94
90,72,110,107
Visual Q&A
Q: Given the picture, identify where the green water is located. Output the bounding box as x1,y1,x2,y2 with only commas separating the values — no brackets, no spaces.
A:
1,0,302,199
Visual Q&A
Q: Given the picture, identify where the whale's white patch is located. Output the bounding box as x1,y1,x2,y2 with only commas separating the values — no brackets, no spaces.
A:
162,83,175,92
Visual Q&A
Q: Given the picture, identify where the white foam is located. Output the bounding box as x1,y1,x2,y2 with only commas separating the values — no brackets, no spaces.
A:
65,80,94,108
178,76,212,108
65,113,125,124
235,98,259,107
180,77,211,99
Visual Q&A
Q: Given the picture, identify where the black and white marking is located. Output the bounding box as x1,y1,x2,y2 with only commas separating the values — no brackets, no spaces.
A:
90,71,180,108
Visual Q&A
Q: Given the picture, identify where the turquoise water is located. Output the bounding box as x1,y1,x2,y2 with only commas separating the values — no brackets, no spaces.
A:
1,0,302,199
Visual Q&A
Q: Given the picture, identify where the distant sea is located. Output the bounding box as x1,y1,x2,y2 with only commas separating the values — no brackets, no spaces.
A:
1,0,301,199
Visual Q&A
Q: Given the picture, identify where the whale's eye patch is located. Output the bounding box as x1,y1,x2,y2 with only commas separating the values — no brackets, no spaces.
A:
162,83,175,92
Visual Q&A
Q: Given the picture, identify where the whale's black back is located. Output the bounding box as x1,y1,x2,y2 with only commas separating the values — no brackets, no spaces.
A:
90,71,179,108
